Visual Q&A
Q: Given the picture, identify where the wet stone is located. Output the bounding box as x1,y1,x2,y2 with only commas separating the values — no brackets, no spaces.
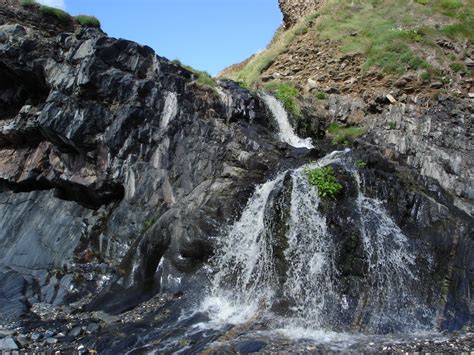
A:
85,323,100,334
234,340,267,354
30,333,43,341
0,337,19,350
68,326,82,337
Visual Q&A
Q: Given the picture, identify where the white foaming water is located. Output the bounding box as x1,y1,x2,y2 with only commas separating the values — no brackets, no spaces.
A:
202,150,432,338
201,174,285,326
260,93,314,149
353,175,434,330
281,169,340,329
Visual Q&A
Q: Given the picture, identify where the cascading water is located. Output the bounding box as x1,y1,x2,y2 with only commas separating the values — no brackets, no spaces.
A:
260,93,314,149
201,150,434,337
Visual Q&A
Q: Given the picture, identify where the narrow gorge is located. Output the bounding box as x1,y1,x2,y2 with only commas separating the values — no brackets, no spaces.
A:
0,0,472,353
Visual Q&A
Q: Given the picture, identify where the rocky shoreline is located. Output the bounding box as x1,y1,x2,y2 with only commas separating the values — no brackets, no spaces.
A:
0,0,472,353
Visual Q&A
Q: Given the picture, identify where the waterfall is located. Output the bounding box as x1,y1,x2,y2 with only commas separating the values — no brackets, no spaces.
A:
202,150,433,335
260,93,314,149
201,174,285,325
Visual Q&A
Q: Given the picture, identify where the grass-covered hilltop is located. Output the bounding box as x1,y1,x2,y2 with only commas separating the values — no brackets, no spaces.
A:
20,0,100,27
221,0,473,98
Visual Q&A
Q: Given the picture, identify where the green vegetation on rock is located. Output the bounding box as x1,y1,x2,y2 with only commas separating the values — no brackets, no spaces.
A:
39,5,72,23
305,165,343,199
449,62,465,72
75,15,101,28
219,0,472,91
315,91,327,100
143,214,160,232
172,60,216,88
327,122,366,145
355,160,367,169
223,12,319,88
317,0,474,73
263,81,302,117
20,0,37,7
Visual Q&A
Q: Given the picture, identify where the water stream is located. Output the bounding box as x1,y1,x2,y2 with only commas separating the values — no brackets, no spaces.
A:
200,151,433,337
197,94,436,347
148,95,442,353
260,93,314,149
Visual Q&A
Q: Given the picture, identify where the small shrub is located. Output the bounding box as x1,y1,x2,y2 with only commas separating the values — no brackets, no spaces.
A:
264,82,301,116
399,28,424,42
195,73,217,88
355,160,367,169
415,0,429,4
439,0,462,11
420,70,431,81
20,0,37,7
388,121,397,130
236,80,250,90
75,15,101,28
315,91,327,100
449,62,465,72
39,5,72,23
327,122,366,145
305,166,343,199
295,26,309,36
173,60,217,88
143,214,160,231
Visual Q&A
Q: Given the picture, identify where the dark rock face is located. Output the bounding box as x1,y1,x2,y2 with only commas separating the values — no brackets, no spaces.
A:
320,94,474,217
0,1,472,353
365,99,474,217
0,5,287,321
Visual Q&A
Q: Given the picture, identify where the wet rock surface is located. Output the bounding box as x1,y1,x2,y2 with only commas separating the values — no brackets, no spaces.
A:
0,1,472,353
0,0,292,325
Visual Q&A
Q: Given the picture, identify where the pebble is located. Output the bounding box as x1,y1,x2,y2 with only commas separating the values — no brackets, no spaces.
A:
30,333,43,341
45,337,58,344
386,94,397,104
85,322,100,334
68,326,82,337
93,311,120,324
0,337,19,350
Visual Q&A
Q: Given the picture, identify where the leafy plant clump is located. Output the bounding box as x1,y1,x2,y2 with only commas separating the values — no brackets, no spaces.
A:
75,15,101,28
143,214,160,232
327,122,366,145
264,82,302,116
355,160,367,169
39,5,72,23
172,59,216,88
449,62,465,72
315,91,327,100
305,166,343,199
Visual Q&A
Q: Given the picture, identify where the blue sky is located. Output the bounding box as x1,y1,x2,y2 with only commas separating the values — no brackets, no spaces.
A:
37,0,282,76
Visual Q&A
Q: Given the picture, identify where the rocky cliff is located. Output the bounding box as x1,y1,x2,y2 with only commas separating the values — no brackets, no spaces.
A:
0,0,472,353
0,0,291,323
222,0,474,216
278,0,321,28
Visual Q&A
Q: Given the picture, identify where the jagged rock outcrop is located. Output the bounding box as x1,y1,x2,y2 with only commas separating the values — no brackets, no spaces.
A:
323,95,474,216
278,0,321,28
0,2,295,323
0,1,472,353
